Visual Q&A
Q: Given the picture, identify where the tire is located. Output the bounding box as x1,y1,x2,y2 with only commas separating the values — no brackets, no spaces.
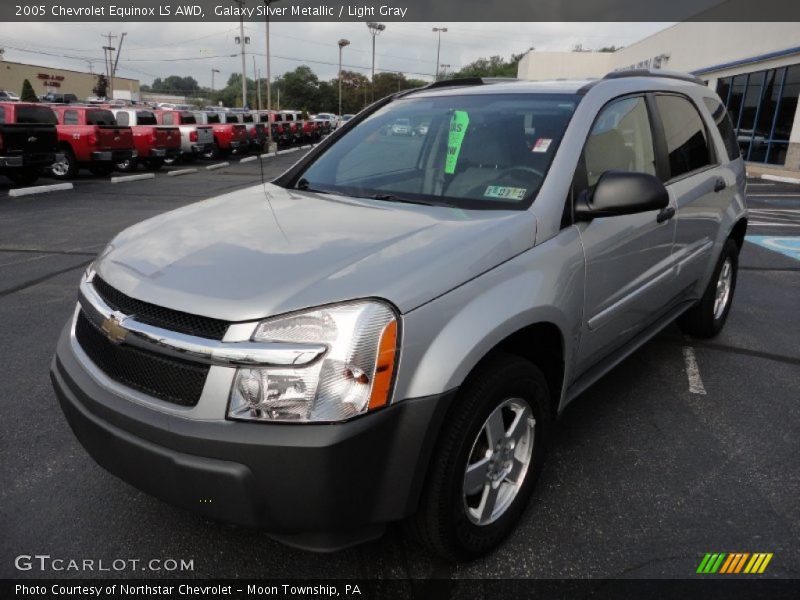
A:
145,158,164,171
88,164,115,177
410,352,552,561
678,238,739,338
163,154,181,166
50,148,78,180
116,157,138,173
202,143,221,160
6,167,41,186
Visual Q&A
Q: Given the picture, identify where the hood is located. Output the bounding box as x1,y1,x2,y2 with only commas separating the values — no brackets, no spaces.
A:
96,183,536,322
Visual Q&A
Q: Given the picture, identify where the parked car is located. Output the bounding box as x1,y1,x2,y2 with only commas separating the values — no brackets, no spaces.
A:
110,108,181,171
338,114,355,128
192,111,249,159
48,105,135,179
278,110,305,144
51,71,747,561
153,109,214,164
257,110,289,147
0,102,59,185
42,92,78,104
390,118,412,135
0,90,21,102
228,111,267,152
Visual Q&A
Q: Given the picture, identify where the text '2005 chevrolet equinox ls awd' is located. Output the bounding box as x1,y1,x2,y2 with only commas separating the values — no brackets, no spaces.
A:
51,70,747,560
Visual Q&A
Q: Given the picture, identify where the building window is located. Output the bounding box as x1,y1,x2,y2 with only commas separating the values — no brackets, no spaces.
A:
716,63,800,166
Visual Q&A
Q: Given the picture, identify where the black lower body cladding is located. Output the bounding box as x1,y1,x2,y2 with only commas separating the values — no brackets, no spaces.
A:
50,324,454,550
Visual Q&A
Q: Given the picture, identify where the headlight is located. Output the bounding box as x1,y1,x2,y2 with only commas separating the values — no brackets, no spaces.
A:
228,301,398,423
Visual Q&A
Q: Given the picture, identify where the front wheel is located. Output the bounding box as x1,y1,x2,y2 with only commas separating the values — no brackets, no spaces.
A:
50,149,78,180
678,238,739,338
410,353,552,561
116,157,138,172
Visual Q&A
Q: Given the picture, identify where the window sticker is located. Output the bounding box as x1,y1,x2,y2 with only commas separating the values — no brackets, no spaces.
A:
445,110,470,174
484,185,527,200
532,138,552,153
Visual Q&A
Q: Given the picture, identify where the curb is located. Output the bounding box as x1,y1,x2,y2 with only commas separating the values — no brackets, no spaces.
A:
259,153,275,159
8,183,74,197
276,148,299,155
206,162,230,171
167,168,198,177
239,156,258,163
761,174,800,185
111,173,155,184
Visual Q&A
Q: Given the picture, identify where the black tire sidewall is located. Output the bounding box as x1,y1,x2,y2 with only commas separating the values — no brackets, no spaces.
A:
702,240,739,335
433,356,552,559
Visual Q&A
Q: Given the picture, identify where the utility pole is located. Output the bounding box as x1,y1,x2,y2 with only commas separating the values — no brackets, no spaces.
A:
253,56,261,110
366,22,385,102
211,68,220,91
432,27,447,81
263,0,280,149
110,32,126,100
337,39,350,117
101,32,116,97
234,0,248,108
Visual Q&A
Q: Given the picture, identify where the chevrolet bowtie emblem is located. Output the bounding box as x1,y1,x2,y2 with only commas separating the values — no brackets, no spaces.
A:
100,315,128,344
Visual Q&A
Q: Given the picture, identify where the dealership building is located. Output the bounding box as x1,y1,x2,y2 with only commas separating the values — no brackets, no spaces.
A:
0,59,140,101
518,23,800,172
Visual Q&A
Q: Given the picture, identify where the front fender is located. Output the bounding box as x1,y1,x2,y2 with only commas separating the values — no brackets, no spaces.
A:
394,227,585,412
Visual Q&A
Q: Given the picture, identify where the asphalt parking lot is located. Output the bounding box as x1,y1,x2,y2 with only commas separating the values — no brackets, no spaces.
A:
0,163,798,581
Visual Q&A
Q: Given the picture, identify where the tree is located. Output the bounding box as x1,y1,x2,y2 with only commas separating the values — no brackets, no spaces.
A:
276,66,320,112
598,46,621,53
450,52,528,79
92,74,109,98
20,79,38,102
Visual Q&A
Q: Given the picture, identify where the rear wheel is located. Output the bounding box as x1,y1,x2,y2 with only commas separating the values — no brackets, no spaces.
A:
678,239,739,338
6,167,41,186
202,143,221,160
50,148,78,180
163,154,181,166
116,157,138,172
410,353,552,560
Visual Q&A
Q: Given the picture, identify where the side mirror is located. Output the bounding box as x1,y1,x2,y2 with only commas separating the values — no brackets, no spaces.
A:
574,170,669,221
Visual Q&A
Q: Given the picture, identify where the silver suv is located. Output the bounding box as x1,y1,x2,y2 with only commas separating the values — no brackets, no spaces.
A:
51,70,746,560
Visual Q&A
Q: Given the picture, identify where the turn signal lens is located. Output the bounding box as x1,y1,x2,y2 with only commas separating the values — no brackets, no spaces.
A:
369,320,397,410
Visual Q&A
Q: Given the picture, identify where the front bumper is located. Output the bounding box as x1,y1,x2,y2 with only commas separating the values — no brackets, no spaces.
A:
51,323,454,551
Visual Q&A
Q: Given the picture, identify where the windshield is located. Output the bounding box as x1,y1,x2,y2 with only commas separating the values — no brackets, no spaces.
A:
292,93,579,210
86,110,116,125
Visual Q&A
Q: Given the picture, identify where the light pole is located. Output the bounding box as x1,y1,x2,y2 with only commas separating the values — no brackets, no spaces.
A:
337,39,350,117
440,64,450,79
432,27,447,81
263,0,280,149
234,0,249,108
366,22,385,102
211,68,220,91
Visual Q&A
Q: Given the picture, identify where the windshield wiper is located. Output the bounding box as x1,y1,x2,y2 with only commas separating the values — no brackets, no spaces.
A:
294,178,331,194
366,193,440,206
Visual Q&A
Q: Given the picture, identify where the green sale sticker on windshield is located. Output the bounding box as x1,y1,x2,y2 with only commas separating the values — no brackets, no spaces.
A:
445,110,469,174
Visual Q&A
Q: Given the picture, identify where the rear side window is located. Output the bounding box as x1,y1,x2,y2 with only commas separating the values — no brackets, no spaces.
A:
703,97,740,162
655,95,713,179
0,107,5,124
16,106,58,125
87,110,116,125
583,96,656,187
136,111,157,125
162,112,174,125
206,113,221,123
63,110,79,125
180,112,196,124
115,111,129,126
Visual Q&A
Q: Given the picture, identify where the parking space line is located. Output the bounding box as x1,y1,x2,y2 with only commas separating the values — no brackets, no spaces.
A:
205,162,230,171
8,183,74,197
682,347,707,395
166,168,198,177
111,173,155,184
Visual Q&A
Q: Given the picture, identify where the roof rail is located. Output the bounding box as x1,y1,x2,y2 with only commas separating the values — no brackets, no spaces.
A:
424,77,518,90
602,69,705,86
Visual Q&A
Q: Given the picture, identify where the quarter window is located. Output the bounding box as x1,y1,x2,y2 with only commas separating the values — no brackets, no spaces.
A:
115,111,129,126
63,110,79,125
162,112,174,125
703,97,740,162
583,96,656,187
655,95,712,179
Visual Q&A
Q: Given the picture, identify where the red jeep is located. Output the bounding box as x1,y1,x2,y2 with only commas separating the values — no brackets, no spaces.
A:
49,106,135,179
110,108,181,171
0,102,59,186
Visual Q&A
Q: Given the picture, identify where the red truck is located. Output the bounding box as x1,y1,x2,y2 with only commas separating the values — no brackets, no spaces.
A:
278,111,304,145
281,110,321,144
49,105,135,179
192,111,249,159
110,108,181,171
257,111,290,147
0,102,60,185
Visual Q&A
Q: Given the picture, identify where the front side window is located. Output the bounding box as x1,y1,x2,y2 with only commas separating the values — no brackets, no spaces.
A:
703,97,739,162
655,95,713,179
292,93,579,210
582,96,656,187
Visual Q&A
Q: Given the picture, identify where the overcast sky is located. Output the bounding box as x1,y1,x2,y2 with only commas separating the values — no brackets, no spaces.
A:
1,22,672,88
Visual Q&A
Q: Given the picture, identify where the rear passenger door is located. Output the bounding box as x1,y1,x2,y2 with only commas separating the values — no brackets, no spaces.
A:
652,94,727,297
575,95,678,373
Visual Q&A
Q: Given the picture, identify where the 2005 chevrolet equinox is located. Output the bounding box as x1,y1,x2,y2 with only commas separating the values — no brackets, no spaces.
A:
51,70,747,560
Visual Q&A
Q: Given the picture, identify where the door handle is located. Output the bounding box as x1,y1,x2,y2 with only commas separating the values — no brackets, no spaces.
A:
656,206,675,223
714,177,727,193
